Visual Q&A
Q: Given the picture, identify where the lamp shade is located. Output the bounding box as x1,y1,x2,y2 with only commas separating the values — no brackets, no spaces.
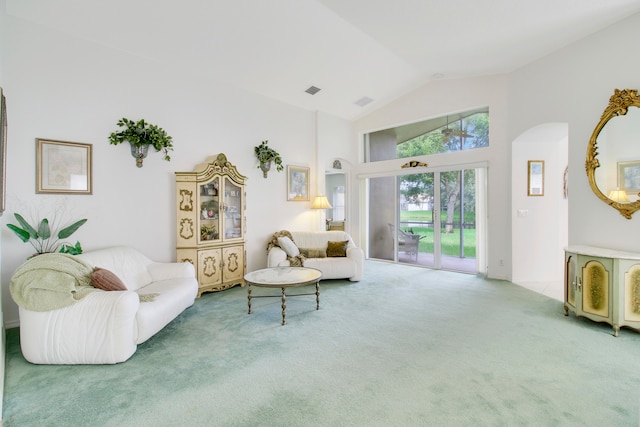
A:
311,195,332,209
608,189,629,202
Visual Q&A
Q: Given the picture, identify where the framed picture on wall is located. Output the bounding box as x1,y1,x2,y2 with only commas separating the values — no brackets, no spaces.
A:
617,161,640,194
36,138,93,194
527,160,544,196
287,165,309,201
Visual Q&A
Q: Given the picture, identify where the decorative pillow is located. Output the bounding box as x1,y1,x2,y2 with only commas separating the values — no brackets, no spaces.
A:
326,240,349,257
91,267,127,291
277,236,300,257
299,248,327,258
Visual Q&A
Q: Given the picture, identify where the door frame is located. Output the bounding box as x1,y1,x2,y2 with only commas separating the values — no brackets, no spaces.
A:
361,162,487,274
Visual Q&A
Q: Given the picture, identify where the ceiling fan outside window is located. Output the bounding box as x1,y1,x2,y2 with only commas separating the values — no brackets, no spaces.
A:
441,116,475,142
364,106,488,163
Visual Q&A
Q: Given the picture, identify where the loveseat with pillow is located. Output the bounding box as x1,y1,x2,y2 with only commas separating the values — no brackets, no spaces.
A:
267,230,364,281
10,246,198,364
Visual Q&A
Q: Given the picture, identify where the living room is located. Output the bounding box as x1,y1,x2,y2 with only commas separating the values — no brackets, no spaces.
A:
2,1,640,424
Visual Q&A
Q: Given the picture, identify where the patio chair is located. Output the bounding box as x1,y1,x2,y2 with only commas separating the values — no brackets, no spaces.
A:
388,223,423,260
327,221,345,231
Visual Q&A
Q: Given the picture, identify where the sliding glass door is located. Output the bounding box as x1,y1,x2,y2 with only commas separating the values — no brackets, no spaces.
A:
438,169,477,272
397,172,435,267
368,167,483,274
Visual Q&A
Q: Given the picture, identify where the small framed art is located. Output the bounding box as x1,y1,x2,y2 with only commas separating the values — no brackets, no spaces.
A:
36,138,92,194
617,161,640,194
527,160,544,196
287,165,309,201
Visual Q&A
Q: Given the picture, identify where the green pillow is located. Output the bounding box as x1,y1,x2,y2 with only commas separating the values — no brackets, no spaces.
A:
326,240,349,257
299,248,327,258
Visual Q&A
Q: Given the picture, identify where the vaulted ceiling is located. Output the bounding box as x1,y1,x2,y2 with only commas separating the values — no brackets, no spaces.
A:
6,0,640,120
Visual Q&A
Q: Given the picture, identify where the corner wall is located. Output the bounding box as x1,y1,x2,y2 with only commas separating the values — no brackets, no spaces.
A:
508,13,640,254
353,74,511,280
511,124,568,300
0,13,342,327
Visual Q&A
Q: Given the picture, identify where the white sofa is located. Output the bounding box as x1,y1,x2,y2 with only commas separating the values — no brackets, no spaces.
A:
267,231,364,281
14,246,198,364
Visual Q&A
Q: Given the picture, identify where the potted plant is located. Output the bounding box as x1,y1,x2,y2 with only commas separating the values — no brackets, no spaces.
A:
6,213,87,256
109,118,174,167
200,224,218,241
254,140,283,178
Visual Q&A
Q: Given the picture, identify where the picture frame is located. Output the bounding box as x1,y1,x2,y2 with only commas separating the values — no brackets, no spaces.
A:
0,87,6,213
617,161,640,194
527,160,544,196
36,138,92,194
287,165,309,201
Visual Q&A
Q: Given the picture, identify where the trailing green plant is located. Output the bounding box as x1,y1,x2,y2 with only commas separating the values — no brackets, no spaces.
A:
6,213,87,255
254,140,283,172
109,117,174,161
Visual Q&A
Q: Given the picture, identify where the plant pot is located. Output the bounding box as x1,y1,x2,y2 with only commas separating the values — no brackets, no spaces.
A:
130,143,149,168
260,161,271,178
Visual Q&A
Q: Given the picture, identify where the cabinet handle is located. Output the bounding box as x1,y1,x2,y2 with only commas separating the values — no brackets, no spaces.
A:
577,277,582,292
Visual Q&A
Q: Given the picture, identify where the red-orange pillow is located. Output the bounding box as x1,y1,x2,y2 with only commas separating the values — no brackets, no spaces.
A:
91,267,127,291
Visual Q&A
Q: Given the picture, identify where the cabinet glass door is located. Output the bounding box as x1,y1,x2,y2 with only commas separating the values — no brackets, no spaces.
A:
224,177,242,239
199,177,220,242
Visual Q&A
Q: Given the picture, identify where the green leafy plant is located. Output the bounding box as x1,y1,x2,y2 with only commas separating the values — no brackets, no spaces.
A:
200,224,217,241
254,140,283,177
109,117,174,161
6,213,87,255
60,241,83,255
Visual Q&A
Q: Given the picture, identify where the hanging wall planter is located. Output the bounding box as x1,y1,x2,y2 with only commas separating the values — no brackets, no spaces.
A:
259,160,272,178
109,118,173,168
254,140,283,178
130,143,149,168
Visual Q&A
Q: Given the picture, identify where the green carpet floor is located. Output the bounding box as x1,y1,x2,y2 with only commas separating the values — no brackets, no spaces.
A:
3,260,640,426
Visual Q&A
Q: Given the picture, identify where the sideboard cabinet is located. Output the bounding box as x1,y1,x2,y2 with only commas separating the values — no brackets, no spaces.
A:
564,245,640,336
176,154,246,296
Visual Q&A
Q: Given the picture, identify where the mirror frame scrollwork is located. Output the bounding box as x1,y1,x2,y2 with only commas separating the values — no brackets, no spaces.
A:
586,88,640,219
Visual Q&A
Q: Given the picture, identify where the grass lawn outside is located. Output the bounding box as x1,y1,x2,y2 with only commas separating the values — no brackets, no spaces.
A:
400,210,476,257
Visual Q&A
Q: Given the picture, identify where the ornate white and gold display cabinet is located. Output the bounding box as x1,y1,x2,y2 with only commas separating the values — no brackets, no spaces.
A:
564,245,640,336
176,154,246,297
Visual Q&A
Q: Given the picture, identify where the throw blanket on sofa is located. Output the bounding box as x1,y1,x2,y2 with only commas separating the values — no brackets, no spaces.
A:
10,253,97,312
267,230,306,267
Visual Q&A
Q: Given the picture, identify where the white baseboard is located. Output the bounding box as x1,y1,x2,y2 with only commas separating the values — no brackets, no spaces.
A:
4,319,19,329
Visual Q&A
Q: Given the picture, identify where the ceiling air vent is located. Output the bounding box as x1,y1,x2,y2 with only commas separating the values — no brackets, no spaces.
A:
305,86,321,95
355,96,374,107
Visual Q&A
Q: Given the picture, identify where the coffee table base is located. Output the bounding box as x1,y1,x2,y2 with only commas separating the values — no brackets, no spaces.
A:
247,283,320,325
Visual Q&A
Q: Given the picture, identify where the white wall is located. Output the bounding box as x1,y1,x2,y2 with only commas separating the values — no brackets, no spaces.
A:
353,12,640,284
0,13,348,326
3,6,639,328
508,13,640,254
511,124,568,296
316,112,356,234
353,74,511,280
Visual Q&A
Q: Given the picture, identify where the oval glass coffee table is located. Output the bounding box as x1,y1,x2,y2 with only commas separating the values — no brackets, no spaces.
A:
244,267,322,325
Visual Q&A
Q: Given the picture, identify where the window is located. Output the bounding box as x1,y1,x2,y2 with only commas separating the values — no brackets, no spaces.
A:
331,185,345,221
365,107,489,163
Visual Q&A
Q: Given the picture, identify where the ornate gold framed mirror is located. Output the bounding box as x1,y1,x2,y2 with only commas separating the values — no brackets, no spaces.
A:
586,88,640,219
